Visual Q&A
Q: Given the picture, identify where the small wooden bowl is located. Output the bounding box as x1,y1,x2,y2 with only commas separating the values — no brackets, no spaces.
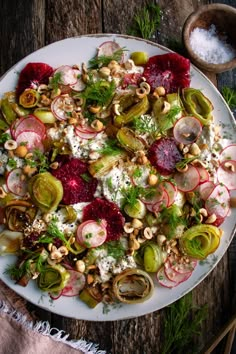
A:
183,4,236,73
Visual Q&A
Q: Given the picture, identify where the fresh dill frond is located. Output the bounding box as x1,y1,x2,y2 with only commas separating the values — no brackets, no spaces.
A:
175,156,199,170
81,173,92,182
89,47,126,69
222,86,236,109
7,158,17,169
98,139,122,156
128,3,161,39
0,132,11,144
82,80,116,107
161,292,208,354
133,115,159,138
121,185,155,208
4,259,31,281
161,204,185,238
32,149,50,173
133,167,142,178
158,106,182,133
50,72,62,90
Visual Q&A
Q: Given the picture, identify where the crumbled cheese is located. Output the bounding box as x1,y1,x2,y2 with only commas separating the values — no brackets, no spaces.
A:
72,202,90,221
96,254,136,282
0,150,8,175
190,25,236,64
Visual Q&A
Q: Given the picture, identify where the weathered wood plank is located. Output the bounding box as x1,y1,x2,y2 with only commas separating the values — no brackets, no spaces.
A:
0,0,45,75
45,0,102,44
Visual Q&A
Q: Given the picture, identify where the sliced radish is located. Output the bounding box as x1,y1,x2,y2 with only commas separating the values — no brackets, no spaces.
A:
12,115,46,139
76,219,107,248
173,116,202,145
54,65,78,85
205,183,230,219
6,168,27,196
98,41,122,58
174,165,200,192
160,181,177,207
164,260,192,283
142,185,163,206
220,144,236,162
49,290,63,300
168,255,197,274
75,127,97,140
157,266,178,288
51,95,75,121
197,181,215,201
16,131,44,151
62,270,86,297
152,189,169,213
217,160,236,190
196,166,209,184
70,69,86,92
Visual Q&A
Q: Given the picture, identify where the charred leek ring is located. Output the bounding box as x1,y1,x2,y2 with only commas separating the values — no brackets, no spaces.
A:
38,264,70,292
112,269,154,304
5,200,37,231
179,224,221,259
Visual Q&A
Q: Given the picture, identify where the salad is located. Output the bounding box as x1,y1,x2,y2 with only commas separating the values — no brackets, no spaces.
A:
0,40,235,309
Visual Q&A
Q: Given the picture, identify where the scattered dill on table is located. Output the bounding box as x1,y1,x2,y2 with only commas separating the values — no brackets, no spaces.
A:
222,86,236,110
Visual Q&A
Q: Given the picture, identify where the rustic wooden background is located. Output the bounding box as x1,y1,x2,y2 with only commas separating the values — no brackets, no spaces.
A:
0,0,235,353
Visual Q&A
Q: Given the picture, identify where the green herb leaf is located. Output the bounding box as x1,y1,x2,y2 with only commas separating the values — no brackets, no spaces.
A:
98,139,122,156
7,158,17,169
0,132,11,144
175,156,199,170
82,80,116,107
50,72,62,91
128,3,161,39
133,115,159,138
222,86,236,109
161,292,208,354
89,47,126,69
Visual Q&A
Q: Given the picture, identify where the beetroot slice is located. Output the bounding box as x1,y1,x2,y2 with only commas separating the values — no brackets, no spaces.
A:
51,157,97,205
148,138,182,175
82,198,125,241
16,62,54,97
143,53,190,93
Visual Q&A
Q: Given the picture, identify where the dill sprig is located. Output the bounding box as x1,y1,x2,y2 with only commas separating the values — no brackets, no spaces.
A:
0,132,11,144
38,220,69,246
161,292,208,354
175,155,199,170
25,149,50,173
158,106,182,133
82,79,116,107
121,185,155,208
4,260,31,280
128,3,161,39
98,139,122,156
222,86,236,109
50,72,62,91
89,47,126,69
133,115,159,138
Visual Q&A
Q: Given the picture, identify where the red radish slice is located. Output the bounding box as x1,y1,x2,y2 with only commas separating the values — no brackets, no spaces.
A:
157,266,178,288
13,115,46,139
205,183,230,219
10,118,22,139
217,160,236,190
6,168,27,196
98,41,122,58
76,219,107,248
51,95,75,121
197,181,215,201
174,165,200,192
173,116,202,145
70,69,86,92
164,260,192,283
142,186,164,206
160,181,177,207
220,144,236,162
16,131,44,151
196,166,209,184
54,65,78,85
75,128,97,140
168,255,197,274
62,270,86,297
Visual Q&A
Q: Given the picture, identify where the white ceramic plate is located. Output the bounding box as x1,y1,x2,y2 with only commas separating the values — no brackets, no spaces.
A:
0,34,235,321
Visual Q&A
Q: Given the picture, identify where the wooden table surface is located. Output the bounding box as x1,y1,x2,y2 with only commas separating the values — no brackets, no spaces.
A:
0,1,236,353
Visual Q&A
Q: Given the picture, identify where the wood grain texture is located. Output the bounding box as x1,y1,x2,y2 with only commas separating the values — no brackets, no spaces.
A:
0,0,45,75
45,0,102,44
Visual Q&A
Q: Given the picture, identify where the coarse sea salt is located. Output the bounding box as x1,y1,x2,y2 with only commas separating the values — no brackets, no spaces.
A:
190,24,236,64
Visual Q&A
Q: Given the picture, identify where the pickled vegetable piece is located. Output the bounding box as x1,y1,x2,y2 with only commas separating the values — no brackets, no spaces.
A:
141,242,167,272
182,88,213,126
117,127,145,152
38,264,70,292
28,172,63,213
5,200,37,232
130,52,148,65
19,89,39,108
88,150,126,178
33,107,56,123
124,199,146,219
179,224,221,259
114,95,150,126
79,286,103,308
0,96,17,124
0,230,23,255
113,269,154,304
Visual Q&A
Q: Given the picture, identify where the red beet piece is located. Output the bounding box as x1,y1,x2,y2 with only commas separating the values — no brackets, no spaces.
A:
51,157,97,205
143,53,190,93
16,62,54,97
148,138,182,175
82,198,125,241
